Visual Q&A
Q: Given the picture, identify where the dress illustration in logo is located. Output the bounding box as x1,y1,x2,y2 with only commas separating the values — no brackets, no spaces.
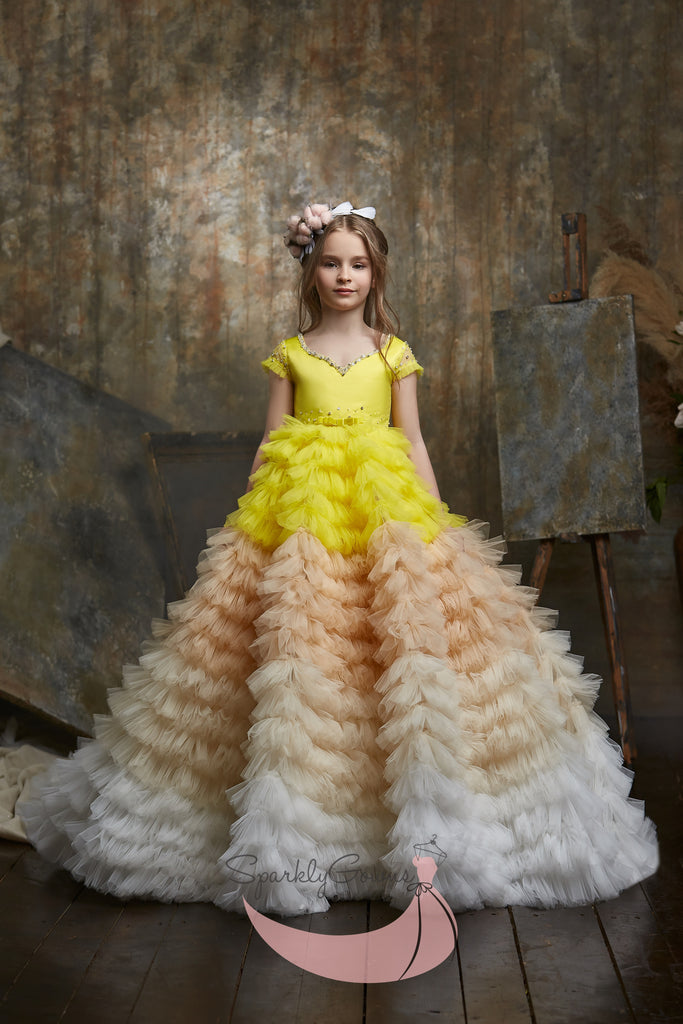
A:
243,838,458,983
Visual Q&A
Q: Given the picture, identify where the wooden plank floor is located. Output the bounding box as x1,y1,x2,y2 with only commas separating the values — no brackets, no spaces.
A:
0,753,680,1024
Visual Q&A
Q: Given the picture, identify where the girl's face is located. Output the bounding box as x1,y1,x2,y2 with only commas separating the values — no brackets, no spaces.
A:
314,228,374,316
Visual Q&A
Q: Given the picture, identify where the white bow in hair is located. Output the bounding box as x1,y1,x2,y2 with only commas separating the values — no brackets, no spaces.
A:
285,201,378,261
330,202,376,220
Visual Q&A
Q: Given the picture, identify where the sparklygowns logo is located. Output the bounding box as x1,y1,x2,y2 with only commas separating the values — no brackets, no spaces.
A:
240,837,458,983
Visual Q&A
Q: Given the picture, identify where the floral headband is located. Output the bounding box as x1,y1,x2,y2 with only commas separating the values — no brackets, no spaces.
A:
284,201,377,260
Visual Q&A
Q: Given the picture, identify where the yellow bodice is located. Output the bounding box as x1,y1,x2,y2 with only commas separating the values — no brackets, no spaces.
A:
262,334,423,426
229,333,465,553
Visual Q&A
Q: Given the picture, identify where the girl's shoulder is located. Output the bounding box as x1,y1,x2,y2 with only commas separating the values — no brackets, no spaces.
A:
384,336,424,379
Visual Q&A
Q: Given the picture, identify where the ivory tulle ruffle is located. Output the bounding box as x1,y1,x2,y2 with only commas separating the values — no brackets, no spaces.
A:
21,418,658,916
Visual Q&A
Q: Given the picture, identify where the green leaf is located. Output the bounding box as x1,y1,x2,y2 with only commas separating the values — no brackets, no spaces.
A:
645,476,668,523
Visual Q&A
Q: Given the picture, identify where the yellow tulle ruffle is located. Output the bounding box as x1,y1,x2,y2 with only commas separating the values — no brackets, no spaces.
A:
226,416,467,556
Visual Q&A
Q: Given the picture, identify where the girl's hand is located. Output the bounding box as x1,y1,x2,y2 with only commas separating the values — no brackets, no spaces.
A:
246,373,294,491
391,372,441,501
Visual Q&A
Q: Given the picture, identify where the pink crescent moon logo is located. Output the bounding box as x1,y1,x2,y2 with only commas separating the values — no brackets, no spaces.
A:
243,855,458,983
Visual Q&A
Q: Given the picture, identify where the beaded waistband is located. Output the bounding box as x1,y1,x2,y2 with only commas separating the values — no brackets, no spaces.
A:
295,410,389,427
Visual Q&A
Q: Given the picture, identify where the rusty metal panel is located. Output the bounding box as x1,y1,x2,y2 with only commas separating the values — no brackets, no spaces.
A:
0,345,169,734
491,296,646,541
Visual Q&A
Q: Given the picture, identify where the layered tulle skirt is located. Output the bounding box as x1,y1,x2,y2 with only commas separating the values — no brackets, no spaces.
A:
22,418,658,915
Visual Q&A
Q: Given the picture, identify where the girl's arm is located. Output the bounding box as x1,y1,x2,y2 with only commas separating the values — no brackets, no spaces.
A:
246,372,294,491
391,372,441,501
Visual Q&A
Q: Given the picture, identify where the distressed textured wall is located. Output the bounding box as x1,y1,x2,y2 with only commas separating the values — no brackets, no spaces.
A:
1,0,682,718
2,0,682,513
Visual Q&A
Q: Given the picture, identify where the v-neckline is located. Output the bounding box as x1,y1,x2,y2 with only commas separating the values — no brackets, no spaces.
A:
297,333,389,376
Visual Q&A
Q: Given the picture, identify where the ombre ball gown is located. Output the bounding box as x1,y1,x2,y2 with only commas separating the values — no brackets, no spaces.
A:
22,334,658,916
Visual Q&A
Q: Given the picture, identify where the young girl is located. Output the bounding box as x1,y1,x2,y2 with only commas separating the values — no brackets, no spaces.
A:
23,201,658,916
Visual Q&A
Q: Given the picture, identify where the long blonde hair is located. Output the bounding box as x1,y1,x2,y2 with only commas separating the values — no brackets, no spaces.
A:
297,214,400,352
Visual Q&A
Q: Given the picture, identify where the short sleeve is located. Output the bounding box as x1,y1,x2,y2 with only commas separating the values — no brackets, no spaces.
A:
262,339,291,379
392,340,423,380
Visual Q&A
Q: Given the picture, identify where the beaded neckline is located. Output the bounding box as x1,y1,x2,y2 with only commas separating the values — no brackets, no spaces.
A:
297,333,390,376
